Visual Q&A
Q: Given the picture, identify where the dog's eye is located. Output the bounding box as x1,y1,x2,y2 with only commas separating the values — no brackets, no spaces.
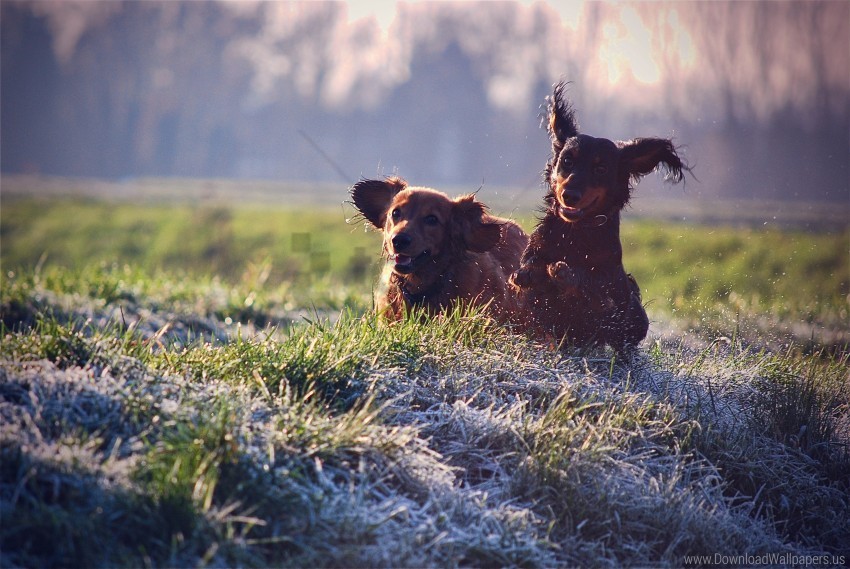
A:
423,214,439,226
594,165,608,175
391,208,401,221
561,156,574,170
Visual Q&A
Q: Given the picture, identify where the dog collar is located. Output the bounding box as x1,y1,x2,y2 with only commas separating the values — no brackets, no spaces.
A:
581,214,609,227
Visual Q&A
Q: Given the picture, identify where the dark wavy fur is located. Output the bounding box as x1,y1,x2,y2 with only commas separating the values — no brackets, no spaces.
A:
511,81,690,352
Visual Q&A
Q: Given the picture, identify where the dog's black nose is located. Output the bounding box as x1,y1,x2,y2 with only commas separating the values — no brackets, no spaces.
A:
391,233,412,251
562,189,582,206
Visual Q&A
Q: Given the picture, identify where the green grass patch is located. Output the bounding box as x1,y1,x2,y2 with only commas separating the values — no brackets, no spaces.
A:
1,197,377,287
621,220,849,351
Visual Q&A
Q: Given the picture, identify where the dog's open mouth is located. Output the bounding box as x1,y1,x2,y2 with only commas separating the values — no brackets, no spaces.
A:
392,250,430,274
559,205,585,221
558,197,599,222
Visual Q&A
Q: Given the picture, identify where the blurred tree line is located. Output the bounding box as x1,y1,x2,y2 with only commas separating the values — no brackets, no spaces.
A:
2,1,847,202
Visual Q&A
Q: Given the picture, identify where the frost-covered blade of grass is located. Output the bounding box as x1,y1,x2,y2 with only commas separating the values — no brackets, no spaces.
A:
639,339,850,552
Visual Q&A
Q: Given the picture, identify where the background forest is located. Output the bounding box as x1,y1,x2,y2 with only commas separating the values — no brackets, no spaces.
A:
2,1,848,203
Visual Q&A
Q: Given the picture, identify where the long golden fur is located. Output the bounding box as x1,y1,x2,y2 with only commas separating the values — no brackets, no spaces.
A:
351,176,528,321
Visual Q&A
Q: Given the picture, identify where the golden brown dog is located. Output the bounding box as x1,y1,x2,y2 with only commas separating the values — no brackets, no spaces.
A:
351,176,528,321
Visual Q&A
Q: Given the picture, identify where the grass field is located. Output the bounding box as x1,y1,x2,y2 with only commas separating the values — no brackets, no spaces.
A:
1,177,848,567
3,187,847,351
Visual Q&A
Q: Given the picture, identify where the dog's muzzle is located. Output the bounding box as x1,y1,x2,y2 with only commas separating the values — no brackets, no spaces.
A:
392,250,430,274
556,186,602,222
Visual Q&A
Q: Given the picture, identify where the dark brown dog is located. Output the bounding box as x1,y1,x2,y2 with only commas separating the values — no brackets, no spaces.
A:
510,82,689,351
351,176,529,321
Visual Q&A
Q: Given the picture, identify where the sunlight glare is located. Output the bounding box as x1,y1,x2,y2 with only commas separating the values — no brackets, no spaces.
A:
346,0,399,35
600,6,660,86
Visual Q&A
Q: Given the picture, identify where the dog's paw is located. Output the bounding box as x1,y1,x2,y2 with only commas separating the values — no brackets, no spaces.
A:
548,262,579,289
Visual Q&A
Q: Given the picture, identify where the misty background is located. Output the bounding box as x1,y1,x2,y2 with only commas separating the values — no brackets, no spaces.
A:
2,0,848,204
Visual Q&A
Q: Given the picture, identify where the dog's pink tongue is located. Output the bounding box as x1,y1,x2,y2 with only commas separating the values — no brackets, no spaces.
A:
394,254,413,266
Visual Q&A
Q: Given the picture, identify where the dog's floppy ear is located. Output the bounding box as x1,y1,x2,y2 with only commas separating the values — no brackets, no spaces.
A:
618,137,687,185
547,81,579,152
452,195,502,253
350,176,407,228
